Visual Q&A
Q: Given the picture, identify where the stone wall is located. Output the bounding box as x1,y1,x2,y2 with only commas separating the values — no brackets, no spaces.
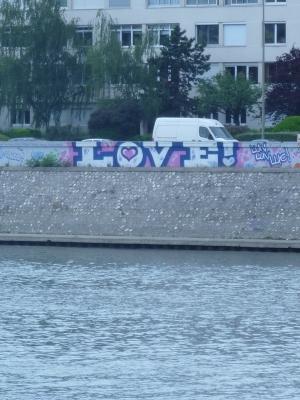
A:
0,168,299,241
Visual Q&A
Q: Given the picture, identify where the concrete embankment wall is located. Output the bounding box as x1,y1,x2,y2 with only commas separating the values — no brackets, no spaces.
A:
1,140,300,168
0,168,299,248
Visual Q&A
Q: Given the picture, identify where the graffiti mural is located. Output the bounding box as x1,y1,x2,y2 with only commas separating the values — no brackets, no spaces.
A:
0,140,300,168
74,141,239,168
237,141,300,168
0,142,74,167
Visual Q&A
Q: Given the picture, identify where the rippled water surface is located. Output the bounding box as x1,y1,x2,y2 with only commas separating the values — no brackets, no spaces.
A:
0,246,300,399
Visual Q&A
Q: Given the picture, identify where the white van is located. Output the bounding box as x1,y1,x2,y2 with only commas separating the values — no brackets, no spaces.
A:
152,117,237,142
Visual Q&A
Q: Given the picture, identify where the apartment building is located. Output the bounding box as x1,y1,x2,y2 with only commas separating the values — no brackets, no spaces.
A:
63,0,300,128
3,0,300,129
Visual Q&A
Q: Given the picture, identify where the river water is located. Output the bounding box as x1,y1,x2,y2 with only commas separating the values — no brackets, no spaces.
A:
0,246,299,399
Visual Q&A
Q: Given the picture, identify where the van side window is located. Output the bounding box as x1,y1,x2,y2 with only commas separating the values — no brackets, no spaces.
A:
199,127,212,140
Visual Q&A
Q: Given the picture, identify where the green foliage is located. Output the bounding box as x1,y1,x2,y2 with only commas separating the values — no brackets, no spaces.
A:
88,99,143,140
0,0,87,129
88,22,210,124
26,158,42,167
26,153,70,167
39,154,60,167
235,131,298,142
88,13,154,93
0,132,9,141
87,12,123,92
149,25,210,116
272,116,300,132
266,48,300,120
130,134,152,141
5,128,41,138
197,73,260,125
87,14,159,125
225,125,249,136
44,126,88,141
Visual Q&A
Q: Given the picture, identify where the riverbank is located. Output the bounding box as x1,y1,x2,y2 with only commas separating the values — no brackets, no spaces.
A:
0,233,299,251
1,167,299,250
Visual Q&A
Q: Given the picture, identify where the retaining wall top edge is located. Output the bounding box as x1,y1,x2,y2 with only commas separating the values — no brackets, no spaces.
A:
1,166,300,173
1,141,300,149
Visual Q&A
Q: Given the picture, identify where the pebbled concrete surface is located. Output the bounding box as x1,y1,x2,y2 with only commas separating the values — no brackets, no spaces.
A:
0,167,299,241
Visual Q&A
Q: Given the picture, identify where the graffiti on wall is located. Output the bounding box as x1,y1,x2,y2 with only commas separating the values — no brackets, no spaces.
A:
0,143,74,167
236,141,300,168
0,140,300,168
74,141,239,168
0,147,25,164
250,142,291,166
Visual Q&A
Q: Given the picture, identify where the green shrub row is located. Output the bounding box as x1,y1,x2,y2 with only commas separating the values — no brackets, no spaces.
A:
0,132,9,141
272,116,300,132
235,131,298,142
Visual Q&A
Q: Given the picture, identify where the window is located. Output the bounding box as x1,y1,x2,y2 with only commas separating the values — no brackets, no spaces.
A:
265,23,286,44
112,25,142,47
73,0,101,8
240,109,247,124
265,62,278,83
225,65,258,83
75,27,93,47
148,0,180,6
148,24,177,46
266,0,286,3
199,127,213,140
11,108,31,126
225,0,258,4
186,0,218,5
109,0,130,7
226,109,247,125
197,25,219,45
223,24,246,46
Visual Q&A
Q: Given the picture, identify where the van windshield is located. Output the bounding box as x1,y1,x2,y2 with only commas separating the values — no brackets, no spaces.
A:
210,127,235,140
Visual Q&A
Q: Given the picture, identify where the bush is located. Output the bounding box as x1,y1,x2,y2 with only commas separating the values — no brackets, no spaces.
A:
0,132,9,141
45,126,88,141
130,134,152,141
272,116,300,132
26,153,71,167
225,125,249,139
235,131,298,142
88,99,143,140
5,128,42,139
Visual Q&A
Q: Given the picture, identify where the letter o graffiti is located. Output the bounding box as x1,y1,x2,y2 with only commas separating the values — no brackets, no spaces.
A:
117,142,144,167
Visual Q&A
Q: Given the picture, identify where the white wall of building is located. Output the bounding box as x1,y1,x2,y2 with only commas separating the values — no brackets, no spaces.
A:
1,0,299,131
63,0,299,129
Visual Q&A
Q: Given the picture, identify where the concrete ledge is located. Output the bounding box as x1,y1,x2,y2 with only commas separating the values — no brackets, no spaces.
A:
1,166,300,173
0,234,299,251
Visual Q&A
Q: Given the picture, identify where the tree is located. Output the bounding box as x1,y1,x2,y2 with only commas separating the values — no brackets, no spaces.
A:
197,72,260,125
88,98,143,140
265,47,300,120
0,0,86,130
87,12,156,101
88,22,210,132
87,12,123,97
148,25,210,116
87,13,160,131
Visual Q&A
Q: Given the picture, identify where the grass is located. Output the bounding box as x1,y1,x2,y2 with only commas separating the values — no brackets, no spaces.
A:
0,133,9,141
234,131,298,142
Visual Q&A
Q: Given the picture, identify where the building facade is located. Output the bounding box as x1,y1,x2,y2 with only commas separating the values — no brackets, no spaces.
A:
2,0,299,130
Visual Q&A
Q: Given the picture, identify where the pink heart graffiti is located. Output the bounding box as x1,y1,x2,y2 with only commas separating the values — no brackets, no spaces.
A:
121,147,138,161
